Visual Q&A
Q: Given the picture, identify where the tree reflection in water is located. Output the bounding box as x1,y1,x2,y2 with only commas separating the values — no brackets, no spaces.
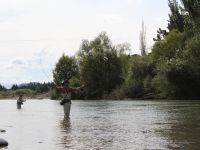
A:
154,101,200,149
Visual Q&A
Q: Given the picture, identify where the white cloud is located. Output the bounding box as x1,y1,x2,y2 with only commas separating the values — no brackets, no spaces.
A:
0,50,55,85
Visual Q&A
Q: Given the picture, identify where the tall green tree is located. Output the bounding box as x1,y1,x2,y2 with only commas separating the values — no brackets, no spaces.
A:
78,32,123,99
116,43,131,80
180,0,200,26
124,55,155,98
168,0,186,32
152,29,185,61
53,54,78,84
0,84,6,91
168,0,200,32
11,84,19,90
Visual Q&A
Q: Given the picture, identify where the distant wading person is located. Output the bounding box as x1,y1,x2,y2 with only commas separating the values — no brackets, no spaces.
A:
55,80,83,118
17,95,26,109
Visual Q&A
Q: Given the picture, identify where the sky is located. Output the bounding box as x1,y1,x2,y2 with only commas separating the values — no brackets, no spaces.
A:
0,0,170,88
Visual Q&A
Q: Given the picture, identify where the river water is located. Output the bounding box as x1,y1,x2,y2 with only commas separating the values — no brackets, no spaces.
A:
0,100,200,150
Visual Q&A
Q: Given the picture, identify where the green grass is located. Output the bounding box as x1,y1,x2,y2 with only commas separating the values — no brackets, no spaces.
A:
0,89,37,99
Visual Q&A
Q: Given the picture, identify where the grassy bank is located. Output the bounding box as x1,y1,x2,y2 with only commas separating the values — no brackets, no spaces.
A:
0,89,50,99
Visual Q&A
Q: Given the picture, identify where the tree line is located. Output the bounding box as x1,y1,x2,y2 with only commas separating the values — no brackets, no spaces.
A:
0,82,52,93
52,0,200,100
12,82,52,93
0,84,6,91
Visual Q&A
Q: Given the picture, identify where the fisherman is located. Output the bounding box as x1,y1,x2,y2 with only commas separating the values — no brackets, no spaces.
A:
55,80,83,118
17,95,26,109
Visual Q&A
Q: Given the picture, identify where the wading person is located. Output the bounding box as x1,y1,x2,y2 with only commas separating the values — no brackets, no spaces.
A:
55,80,83,118
17,95,26,109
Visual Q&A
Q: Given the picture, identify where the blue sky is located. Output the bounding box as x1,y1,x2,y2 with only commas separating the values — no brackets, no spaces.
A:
0,0,170,87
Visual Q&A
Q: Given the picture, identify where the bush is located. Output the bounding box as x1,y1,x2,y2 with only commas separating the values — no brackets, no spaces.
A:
106,86,126,100
0,89,36,99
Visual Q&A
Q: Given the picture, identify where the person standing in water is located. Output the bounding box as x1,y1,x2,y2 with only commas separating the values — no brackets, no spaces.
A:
17,95,26,109
55,80,83,118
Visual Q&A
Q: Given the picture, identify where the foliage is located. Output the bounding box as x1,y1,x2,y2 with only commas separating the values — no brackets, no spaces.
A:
168,0,186,32
14,89,36,96
50,89,61,100
153,59,195,99
52,54,82,100
152,30,185,61
153,28,168,41
11,82,52,93
0,84,7,91
53,54,78,84
78,32,123,99
11,84,19,90
69,77,85,99
183,34,200,98
124,55,154,98
0,89,36,99
185,34,200,69
150,0,200,99
180,0,200,26
106,86,126,100
168,0,200,32
116,43,132,81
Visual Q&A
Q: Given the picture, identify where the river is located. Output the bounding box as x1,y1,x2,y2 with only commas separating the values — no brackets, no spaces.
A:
0,100,200,150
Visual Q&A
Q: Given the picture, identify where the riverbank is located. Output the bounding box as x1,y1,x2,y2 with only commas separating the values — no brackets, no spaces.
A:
0,90,50,100
0,89,159,100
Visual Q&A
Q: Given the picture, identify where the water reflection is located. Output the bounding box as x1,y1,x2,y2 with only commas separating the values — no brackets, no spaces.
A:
154,101,200,149
1,100,200,150
59,118,73,149
61,117,71,132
